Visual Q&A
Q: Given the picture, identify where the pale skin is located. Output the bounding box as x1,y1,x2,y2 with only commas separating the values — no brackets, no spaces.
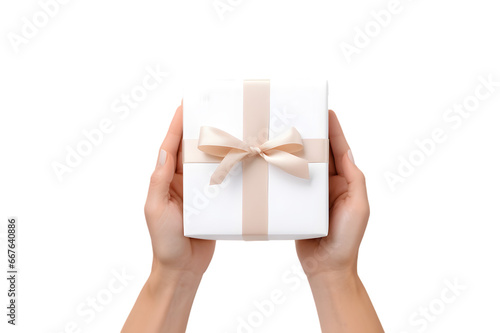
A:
122,104,383,332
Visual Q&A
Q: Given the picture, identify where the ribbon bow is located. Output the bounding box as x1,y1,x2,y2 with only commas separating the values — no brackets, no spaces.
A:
198,126,310,185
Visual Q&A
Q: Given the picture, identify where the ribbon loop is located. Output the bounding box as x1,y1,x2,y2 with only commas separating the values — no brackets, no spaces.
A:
198,126,310,185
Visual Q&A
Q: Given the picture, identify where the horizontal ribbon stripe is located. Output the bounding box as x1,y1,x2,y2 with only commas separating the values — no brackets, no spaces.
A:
183,138,329,164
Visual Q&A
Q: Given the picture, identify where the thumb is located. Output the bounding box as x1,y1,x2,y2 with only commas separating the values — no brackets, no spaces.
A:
147,149,175,203
342,150,368,203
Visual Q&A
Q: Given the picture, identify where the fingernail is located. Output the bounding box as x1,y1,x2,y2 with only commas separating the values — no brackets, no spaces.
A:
158,149,167,166
347,150,355,164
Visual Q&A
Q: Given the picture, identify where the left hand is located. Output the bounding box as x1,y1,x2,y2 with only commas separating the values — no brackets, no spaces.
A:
144,103,216,279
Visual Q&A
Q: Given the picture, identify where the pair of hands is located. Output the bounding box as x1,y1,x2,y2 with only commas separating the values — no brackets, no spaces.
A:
145,104,368,282
124,104,382,332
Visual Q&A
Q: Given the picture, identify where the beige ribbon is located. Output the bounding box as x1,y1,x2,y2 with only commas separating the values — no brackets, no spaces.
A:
198,126,310,185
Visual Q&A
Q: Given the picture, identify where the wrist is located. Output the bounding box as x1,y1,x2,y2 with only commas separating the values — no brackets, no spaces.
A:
307,268,361,293
123,259,202,332
306,270,384,332
148,260,203,295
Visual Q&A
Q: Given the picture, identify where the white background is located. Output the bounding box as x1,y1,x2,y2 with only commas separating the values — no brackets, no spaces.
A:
1,0,499,332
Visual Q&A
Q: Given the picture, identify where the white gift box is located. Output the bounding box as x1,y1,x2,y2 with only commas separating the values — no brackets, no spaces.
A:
183,79,329,240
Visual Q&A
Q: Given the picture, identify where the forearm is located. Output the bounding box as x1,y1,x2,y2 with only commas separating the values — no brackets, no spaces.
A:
122,265,202,333
308,271,383,333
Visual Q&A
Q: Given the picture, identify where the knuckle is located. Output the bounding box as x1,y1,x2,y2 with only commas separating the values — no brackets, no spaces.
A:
364,203,371,219
352,199,370,220
358,170,366,183
144,203,151,220
149,169,164,186
144,200,157,220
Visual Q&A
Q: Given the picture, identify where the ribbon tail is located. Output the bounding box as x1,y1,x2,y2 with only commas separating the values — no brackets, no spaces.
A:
261,150,310,179
210,150,249,185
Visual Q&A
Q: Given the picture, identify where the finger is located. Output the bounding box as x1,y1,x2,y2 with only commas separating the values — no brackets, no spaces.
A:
329,110,350,176
177,135,183,174
328,144,336,175
160,104,183,169
147,105,183,202
329,176,348,205
341,150,368,203
177,99,184,174
147,151,175,206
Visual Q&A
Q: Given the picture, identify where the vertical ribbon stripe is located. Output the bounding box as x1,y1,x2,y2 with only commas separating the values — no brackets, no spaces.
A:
242,80,270,240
